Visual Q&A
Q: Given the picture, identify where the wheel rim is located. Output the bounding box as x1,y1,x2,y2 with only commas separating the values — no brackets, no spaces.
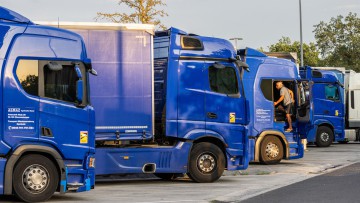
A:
265,142,279,159
197,153,216,173
320,132,330,142
22,164,50,194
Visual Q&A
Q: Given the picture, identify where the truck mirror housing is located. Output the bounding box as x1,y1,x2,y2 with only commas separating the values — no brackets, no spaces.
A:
89,69,98,76
76,79,83,103
74,64,83,103
235,60,250,72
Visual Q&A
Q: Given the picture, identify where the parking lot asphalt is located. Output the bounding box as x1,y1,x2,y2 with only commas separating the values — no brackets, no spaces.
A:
2,143,360,203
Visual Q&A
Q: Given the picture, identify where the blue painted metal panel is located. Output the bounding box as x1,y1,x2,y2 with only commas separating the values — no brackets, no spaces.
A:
95,141,192,175
73,29,153,140
0,158,5,194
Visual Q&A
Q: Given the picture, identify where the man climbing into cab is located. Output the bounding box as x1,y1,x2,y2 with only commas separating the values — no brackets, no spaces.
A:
274,81,293,132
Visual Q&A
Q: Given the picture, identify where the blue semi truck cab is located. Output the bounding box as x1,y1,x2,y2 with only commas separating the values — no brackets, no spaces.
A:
44,23,251,183
240,49,308,164
0,7,96,202
300,66,349,147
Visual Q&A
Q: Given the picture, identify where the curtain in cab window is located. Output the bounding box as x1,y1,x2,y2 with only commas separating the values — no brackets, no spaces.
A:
325,85,339,100
209,67,238,95
44,65,77,103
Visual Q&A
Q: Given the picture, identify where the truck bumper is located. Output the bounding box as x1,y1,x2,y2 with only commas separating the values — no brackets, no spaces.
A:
64,153,95,193
288,142,304,160
225,147,249,171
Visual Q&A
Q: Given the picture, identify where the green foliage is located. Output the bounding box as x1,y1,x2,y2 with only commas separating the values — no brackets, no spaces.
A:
314,12,360,71
20,75,38,95
267,37,320,66
96,0,168,30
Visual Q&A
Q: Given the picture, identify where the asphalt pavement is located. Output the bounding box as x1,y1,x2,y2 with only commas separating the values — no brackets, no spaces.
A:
244,162,360,203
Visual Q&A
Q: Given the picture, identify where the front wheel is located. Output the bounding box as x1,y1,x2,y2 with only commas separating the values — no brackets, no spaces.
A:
260,135,283,165
187,142,225,183
315,126,333,147
13,154,59,202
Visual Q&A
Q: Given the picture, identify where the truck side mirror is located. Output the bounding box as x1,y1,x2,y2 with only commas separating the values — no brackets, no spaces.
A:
76,80,83,103
74,64,83,103
235,60,250,72
89,69,98,76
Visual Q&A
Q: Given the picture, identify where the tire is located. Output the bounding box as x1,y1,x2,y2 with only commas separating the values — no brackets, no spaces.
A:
13,154,59,202
315,126,333,147
260,136,283,165
187,142,225,183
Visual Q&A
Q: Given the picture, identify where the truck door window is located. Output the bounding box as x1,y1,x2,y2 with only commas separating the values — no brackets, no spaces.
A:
16,60,39,96
16,59,87,105
209,66,239,96
260,79,272,101
325,85,339,101
43,64,78,103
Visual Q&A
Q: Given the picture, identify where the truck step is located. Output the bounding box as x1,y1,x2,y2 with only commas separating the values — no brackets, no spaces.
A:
288,142,300,148
67,183,84,191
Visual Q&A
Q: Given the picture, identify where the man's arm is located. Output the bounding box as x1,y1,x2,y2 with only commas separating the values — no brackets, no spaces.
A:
289,89,294,102
274,95,284,106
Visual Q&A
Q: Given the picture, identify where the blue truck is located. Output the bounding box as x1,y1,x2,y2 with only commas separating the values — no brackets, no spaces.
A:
300,66,360,147
239,49,308,164
39,23,251,183
0,7,96,202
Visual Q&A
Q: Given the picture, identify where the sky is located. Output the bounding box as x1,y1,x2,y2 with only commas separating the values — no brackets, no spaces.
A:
1,0,359,49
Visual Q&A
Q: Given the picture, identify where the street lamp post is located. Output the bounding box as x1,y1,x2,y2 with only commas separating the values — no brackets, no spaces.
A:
229,37,243,50
299,0,304,67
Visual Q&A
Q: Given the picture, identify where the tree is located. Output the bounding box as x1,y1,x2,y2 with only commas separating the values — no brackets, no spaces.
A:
96,0,168,30
265,37,320,66
314,12,360,71
20,75,38,95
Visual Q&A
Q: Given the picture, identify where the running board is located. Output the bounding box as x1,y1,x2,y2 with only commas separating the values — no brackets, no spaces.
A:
67,183,84,191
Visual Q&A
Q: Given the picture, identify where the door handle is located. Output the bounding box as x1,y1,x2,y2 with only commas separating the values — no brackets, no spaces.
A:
207,112,217,119
41,127,53,137
323,110,329,115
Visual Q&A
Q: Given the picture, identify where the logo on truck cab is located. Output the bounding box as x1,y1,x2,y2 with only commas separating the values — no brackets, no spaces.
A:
230,113,236,123
80,131,88,144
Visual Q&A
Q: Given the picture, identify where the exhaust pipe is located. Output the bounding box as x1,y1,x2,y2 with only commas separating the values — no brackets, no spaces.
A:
142,163,156,173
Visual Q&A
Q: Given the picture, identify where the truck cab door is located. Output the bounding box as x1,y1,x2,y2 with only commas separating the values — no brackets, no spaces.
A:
321,83,345,132
204,62,247,153
37,61,93,160
296,80,312,136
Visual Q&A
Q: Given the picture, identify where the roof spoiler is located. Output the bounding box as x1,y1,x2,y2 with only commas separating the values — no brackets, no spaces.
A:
0,6,32,24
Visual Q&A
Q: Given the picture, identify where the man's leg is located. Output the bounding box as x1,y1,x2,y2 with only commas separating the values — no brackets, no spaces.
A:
286,113,293,130
285,104,293,131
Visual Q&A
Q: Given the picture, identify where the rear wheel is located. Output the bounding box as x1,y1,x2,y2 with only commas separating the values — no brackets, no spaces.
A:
13,154,59,202
260,136,283,165
187,142,225,183
315,126,333,147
